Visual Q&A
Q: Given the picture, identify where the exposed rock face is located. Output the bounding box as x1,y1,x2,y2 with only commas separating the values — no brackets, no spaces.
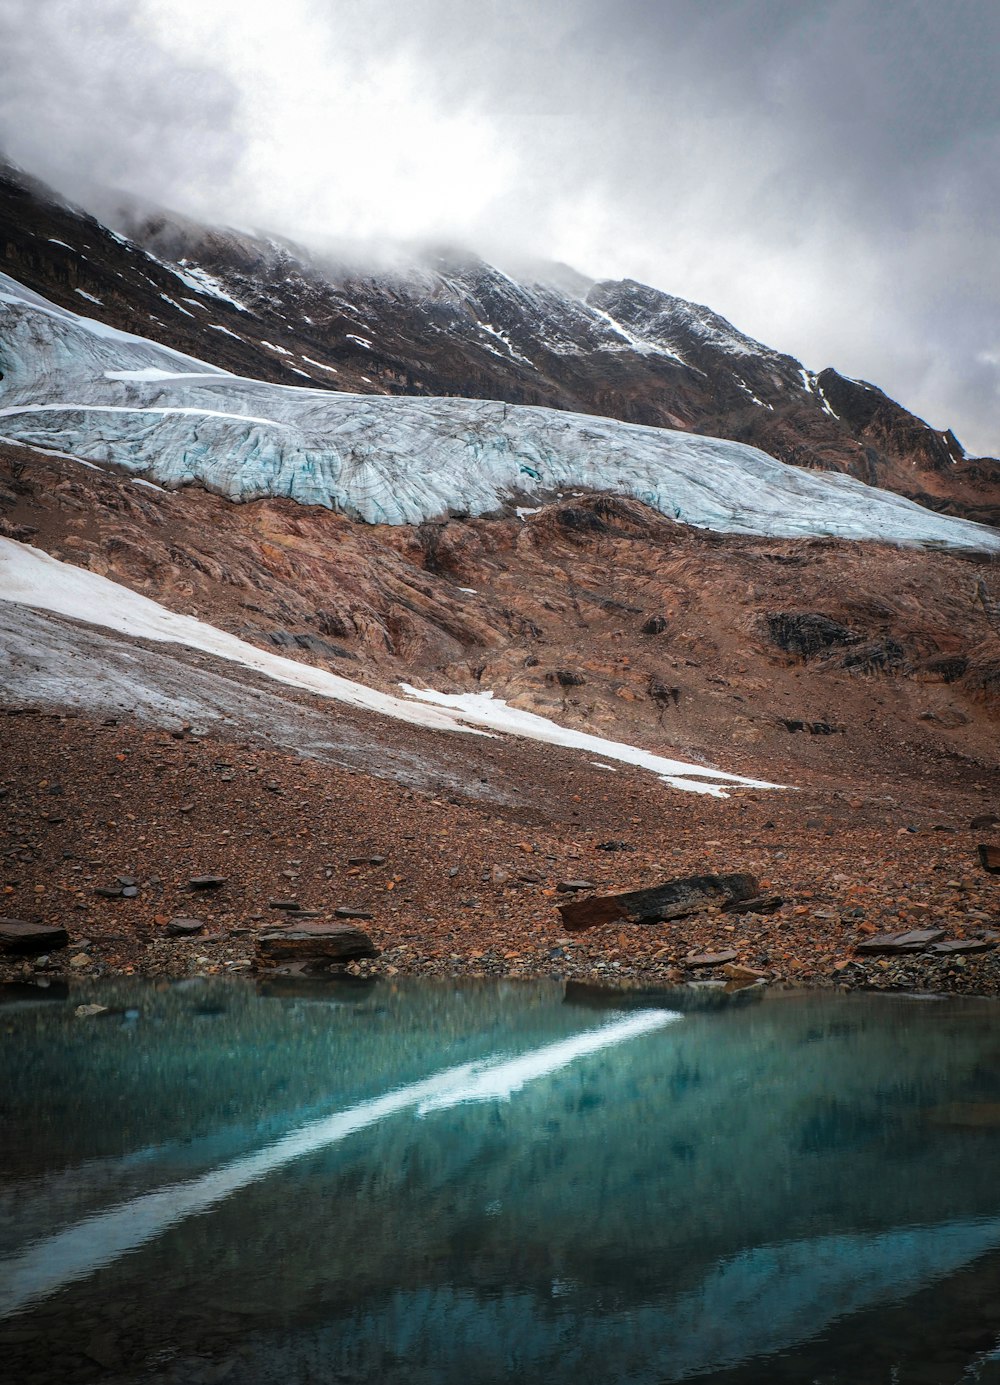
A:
2,438,998,811
1,163,996,526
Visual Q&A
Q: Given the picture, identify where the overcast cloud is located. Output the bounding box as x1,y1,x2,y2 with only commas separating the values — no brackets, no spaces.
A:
0,0,997,453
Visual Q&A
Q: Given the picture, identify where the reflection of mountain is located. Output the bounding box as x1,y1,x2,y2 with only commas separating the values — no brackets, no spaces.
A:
2,984,1000,1380
221,1219,1000,1385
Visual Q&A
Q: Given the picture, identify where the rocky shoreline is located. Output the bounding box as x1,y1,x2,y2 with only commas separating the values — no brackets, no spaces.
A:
3,709,998,1000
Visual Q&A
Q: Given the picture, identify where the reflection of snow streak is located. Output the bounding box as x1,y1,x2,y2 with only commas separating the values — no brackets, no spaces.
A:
0,1009,678,1318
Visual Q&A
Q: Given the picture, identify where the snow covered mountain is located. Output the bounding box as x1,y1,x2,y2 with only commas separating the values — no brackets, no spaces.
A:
2,162,997,528
1,269,998,551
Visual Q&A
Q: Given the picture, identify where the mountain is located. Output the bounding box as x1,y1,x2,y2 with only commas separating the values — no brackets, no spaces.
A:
3,268,998,551
1,162,997,528
2,159,1000,998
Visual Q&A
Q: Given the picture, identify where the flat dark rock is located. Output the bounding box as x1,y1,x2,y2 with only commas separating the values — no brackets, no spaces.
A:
977,844,1000,874
557,872,759,930
94,886,123,899
970,814,1000,830
721,894,784,915
189,876,227,890
0,920,69,955
334,907,374,920
928,938,998,956
556,880,596,893
855,928,946,955
269,899,304,911
257,924,378,961
687,949,739,969
166,917,204,936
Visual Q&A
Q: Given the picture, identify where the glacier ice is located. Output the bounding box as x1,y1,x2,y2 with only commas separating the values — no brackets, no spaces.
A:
1,270,997,551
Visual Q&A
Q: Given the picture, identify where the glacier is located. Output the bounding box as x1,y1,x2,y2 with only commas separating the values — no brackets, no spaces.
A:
1,270,998,550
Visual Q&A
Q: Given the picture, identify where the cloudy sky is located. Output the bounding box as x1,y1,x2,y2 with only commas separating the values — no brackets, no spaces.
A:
1,0,998,454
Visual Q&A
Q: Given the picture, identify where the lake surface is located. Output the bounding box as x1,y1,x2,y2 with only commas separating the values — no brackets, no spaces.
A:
2,977,1000,1384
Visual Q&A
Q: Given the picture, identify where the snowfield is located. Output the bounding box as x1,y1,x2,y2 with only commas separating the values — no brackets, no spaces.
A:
1,271,998,550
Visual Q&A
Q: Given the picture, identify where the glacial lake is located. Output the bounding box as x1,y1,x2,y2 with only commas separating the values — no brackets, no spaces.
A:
2,978,1000,1385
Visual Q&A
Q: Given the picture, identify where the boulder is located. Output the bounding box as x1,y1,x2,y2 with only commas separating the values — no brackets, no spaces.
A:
854,928,946,955
977,844,1000,874
721,894,784,915
166,917,204,936
928,938,997,956
687,950,739,969
257,924,378,961
557,872,758,930
0,920,69,955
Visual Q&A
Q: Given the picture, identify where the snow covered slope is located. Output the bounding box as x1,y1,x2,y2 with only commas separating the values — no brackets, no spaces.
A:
0,537,780,797
1,271,998,550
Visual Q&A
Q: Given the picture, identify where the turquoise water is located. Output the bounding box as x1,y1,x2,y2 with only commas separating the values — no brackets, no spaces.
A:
2,978,1000,1384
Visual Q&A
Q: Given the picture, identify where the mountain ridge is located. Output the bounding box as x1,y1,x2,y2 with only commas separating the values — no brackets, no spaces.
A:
2,161,996,529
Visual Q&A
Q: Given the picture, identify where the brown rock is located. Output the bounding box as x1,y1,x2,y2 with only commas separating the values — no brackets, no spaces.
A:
720,894,784,915
928,938,997,956
855,928,946,955
722,962,768,980
0,920,69,954
687,950,739,969
257,924,378,961
557,872,758,930
977,844,1000,874
166,917,204,936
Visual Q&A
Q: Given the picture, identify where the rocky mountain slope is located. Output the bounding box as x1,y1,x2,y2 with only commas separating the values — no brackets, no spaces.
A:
2,162,997,526
1,159,998,998
3,436,1000,996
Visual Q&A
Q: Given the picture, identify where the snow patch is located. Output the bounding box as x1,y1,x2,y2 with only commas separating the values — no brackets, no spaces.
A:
159,294,194,318
397,685,782,795
169,262,248,311
0,540,781,798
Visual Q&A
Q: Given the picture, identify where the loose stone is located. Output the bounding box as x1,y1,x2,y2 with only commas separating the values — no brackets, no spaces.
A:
0,920,69,955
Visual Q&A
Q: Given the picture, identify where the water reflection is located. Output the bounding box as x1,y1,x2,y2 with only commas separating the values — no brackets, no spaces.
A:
1,979,999,1384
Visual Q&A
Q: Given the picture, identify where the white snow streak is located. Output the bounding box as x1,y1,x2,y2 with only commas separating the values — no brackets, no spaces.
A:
0,541,779,796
